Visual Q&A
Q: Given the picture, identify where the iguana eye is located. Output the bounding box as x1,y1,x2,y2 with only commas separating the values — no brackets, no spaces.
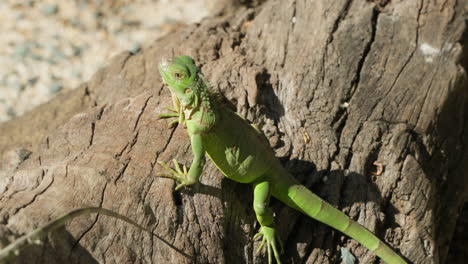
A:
184,88,192,94
174,72,183,79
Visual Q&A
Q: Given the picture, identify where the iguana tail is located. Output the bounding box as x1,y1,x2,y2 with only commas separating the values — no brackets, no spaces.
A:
272,179,407,264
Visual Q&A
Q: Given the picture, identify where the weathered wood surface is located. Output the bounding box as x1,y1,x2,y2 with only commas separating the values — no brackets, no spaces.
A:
0,0,466,263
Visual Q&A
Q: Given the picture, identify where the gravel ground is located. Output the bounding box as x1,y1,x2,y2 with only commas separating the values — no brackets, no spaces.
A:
0,0,212,123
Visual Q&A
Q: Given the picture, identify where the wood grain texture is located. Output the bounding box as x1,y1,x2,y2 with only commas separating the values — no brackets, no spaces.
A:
0,0,466,263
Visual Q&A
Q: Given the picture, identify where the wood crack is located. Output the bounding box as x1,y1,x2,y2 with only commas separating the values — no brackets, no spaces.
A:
321,0,353,87
12,170,54,216
134,96,152,132
89,105,105,148
381,0,422,102
70,182,108,254
349,7,379,99
114,159,130,184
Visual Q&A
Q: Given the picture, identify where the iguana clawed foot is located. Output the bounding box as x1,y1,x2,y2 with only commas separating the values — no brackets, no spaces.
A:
157,159,194,190
158,107,180,127
158,93,184,127
254,226,284,264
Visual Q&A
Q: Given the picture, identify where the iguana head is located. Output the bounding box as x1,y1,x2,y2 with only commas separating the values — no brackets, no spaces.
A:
159,55,203,107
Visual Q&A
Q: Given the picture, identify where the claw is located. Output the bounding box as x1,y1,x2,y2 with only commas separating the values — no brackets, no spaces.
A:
253,232,263,241
268,243,272,264
158,161,179,176
159,96,182,127
173,159,183,174
277,232,284,254
156,159,195,191
165,107,178,113
256,236,266,254
271,239,281,263
175,183,187,191
254,226,282,264
168,119,179,127
158,111,180,128
158,113,180,118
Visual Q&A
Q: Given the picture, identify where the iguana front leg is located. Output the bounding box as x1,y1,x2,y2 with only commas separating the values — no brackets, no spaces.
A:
158,93,184,127
157,134,206,190
252,179,283,264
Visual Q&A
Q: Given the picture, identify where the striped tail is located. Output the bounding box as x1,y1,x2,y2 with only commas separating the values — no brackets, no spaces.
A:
275,183,407,264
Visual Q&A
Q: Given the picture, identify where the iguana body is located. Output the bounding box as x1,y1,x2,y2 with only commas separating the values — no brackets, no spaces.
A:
158,55,407,264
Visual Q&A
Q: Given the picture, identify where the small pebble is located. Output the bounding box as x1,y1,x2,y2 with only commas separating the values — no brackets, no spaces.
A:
123,19,141,27
28,76,39,85
16,12,25,19
129,43,141,54
41,4,59,16
50,47,67,60
47,58,59,65
70,44,83,56
69,16,81,28
7,107,16,117
71,69,82,78
12,44,31,60
30,53,44,61
10,82,25,91
49,83,63,94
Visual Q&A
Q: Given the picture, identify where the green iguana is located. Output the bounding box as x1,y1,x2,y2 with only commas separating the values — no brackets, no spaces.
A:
0,56,407,264
157,55,408,264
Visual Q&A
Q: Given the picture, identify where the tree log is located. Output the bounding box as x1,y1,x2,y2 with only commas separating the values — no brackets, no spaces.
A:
0,0,466,263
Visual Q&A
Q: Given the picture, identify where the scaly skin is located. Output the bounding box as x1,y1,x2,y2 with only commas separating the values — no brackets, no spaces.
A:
157,55,407,264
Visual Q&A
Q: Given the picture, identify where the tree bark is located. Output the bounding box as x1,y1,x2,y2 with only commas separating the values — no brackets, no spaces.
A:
0,0,466,263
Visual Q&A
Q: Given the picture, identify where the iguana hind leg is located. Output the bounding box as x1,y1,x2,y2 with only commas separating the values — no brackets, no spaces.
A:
252,178,283,264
